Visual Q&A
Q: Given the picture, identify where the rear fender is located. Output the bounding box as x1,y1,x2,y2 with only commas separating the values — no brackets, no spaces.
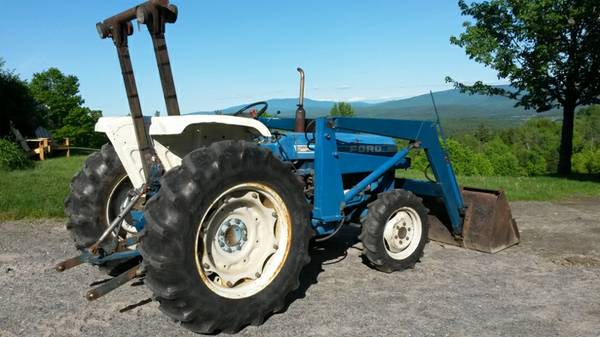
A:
95,116,272,188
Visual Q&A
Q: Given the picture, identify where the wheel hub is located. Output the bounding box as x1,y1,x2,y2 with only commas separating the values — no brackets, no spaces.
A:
196,184,290,298
383,207,421,258
217,218,248,253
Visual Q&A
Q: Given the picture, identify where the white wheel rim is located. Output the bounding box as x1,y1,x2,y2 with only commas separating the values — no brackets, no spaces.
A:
194,183,291,299
105,175,137,234
382,207,422,260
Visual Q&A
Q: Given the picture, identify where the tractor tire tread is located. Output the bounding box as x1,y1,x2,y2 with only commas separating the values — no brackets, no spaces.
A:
140,140,312,334
360,189,429,273
64,144,136,275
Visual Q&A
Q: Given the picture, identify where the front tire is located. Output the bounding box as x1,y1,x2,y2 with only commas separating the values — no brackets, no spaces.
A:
360,189,429,273
140,140,312,334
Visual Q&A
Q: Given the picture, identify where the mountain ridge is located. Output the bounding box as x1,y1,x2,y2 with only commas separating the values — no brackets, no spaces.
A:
190,87,560,132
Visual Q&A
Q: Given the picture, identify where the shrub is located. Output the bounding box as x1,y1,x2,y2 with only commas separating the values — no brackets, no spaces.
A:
483,137,525,176
445,139,494,176
572,147,600,174
0,139,33,171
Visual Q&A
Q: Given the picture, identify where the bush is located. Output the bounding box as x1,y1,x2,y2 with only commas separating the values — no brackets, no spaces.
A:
483,137,525,176
0,139,33,171
445,139,494,176
572,147,600,174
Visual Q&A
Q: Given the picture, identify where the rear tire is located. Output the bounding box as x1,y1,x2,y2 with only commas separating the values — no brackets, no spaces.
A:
64,144,137,273
359,189,429,273
140,140,312,334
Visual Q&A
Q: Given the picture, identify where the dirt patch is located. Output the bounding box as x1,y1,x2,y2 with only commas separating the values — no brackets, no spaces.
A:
553,255,600,268
1,200,600,337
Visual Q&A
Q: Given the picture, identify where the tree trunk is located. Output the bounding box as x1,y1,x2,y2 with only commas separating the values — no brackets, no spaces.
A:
557,103,575,175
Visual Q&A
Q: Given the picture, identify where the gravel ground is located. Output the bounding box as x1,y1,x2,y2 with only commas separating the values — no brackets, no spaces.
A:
1,200,599,337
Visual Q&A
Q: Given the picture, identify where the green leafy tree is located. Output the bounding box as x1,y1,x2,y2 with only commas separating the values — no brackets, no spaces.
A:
448,0,600,175
29,68,105,147
445,139,494,176
572,147,600,174
0,59,43,137
329,102,355,117
53,107,106,148
483,137,524,176
29,68,83,130
502,118,561,173
473,123,492,143
575,105,600,149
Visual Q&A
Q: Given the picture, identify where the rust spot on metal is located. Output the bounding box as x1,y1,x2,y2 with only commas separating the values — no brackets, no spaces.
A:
55,255,85,272
85,265,141,301
426,187,519,253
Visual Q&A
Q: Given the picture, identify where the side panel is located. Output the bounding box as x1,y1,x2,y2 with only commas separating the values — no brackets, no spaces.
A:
312,119,345,223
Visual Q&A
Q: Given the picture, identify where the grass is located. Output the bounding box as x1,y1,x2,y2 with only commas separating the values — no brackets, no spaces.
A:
0,155,598,220
0,155,86,220
399,170,600,201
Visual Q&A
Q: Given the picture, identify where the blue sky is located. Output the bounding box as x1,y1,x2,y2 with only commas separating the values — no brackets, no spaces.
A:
1,1,503,116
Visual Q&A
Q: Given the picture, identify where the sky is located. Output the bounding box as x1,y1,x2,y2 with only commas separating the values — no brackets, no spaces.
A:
1,0,504,116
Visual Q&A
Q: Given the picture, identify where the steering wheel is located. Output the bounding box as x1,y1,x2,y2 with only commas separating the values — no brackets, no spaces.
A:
233,101,269,118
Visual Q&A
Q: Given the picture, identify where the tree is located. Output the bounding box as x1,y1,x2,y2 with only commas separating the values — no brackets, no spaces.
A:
0,59,43,137
29,68,105,147
329,102,355,117
448,0,600,174
29,68,84,130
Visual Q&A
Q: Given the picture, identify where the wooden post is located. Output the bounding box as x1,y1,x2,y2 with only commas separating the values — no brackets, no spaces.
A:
38,140,45,161
65,138,70,157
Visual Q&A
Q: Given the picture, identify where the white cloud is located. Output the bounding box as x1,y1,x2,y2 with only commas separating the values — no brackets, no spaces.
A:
336,84,351,90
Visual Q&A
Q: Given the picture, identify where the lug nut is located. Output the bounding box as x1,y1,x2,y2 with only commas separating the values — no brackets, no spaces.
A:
252,193,258,199
226,281,233,287
255,272,261,278
272,212,278,218
203,263,210,269
273,244,279,250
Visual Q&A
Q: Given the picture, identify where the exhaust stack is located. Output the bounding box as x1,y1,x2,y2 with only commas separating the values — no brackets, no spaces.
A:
295,67,306,132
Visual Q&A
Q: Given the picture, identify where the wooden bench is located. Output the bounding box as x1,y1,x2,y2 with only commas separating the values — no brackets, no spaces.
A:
9,122,71,160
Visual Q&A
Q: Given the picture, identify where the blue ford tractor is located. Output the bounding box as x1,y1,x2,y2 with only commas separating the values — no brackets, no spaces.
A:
56,0,519,334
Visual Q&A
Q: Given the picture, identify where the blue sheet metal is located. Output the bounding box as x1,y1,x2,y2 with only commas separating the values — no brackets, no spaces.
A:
344,146,411,202
312,119,345,223
260,116,466,234
332,117,465,233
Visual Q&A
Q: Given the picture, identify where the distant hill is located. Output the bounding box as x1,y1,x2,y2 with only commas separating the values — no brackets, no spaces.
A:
191,87,561,135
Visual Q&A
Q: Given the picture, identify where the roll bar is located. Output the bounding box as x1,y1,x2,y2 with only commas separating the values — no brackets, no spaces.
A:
96,0,180,181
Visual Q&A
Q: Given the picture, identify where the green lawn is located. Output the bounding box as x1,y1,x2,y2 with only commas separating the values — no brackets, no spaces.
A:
399,170,600,201
0,155,598,220
0,155,86,220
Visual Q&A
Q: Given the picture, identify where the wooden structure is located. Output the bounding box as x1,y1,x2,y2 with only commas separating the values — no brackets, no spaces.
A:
9,122,71,160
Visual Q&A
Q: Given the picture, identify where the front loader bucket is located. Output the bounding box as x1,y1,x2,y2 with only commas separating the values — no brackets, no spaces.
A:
427,187,520,253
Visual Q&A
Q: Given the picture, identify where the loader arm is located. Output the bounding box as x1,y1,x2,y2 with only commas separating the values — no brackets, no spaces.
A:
260,117,465,232
260,116,519,253
331,118,465,233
